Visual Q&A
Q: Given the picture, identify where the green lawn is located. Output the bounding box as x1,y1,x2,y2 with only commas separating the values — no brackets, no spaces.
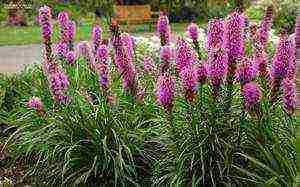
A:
0,22,190,46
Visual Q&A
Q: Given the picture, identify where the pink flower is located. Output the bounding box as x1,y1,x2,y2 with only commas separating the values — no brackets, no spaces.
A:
66,51,76,64
207,19,225,51
27,96,43,111
67,20,76,43
187,23,199,41
194,62,208,84
54,42,68,57
157,13,171,45
225,11,245,65
92,24,102,51
235,57,258,85
180,67,197,102
143,56,154,73
242,82,262,112
282,78,296,114
160,45,173,62
39,6,52,62
57,11,69,26
258,6,273,48
156,75,176,111
49,71,71,104
296,16,300,49
96,44,109,63
121,33,135,61
176,38,194,71
94,63,109,90
209,48,228,89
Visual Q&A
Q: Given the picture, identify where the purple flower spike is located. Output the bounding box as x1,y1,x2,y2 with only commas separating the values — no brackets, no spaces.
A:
156,75,176,111
225,11,245,65
27,96,43,111
121,33,135,61
282,78,296,114
94,63,109,90
54,42,68,57
187,23,199,41
96,44,109,63
160,45,173,62
92,24,102,51
287,40,296,80
295,16,300,49
67,20,76,43
143,56,154,73
49,71,70,104
194,62,208,84
207,19,225,51
157,13,171,46
58,11,69,26
271,33,294,80
209,48,228,89
66,51,76,64
258,6,273,48
235,58,258,85
242,82,262,112
39,6,52,62
176,38,194,72
180,67,197,102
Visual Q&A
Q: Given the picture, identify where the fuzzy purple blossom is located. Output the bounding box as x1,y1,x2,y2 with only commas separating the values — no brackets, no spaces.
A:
207,19,225,51
286,40,296,80
39,6,53,62
258,6,273,48
94,63,109,90
271,33,294,79
242,82,262,112
194,63,208,84
282,78,296,114
96,44,109,63
67,21,76,44
77,41,93,61
57,11,69,26
160,45,173,73
92,24,102,52
176,38,194,72
235,58,258,85
209,48,228,90
66,51,76,64
187,23,199,41
49,71,71,104
225,11,245,65
54,42,68,57
121,33,135,62
296,16,300,49
157,13,171,46
27,96,43,111
143,56,154,73
57,11,69,43
156,75,176,111
180,67,197,102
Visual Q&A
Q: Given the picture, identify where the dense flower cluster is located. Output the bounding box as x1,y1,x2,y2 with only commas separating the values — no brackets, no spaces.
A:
187,23,199,41
92,24,102,52
180,67,197,102
54,42,68,57
209,48,228,91
235,58,258,85
157,13,171,46
296,16,300,49
242,82,262,111
67,21,76,47
27,96,43,111
94,63,109,90
194,63,208,85
96,44,109,64
143,56,154,73
57,11,69,43
121,33,135,62
39,6,52,62
176,38,194,72
156,75,176,111
66,51,76,65
225,11,245,65
258,6,273,48
160,45,173,73
49,71,71,104
282,78,296,114
253,48,269,78
207,19,225,51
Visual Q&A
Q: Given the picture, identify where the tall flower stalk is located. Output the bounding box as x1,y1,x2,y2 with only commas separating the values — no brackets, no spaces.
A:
187,22,201,59
39,6,53,65
92,24,102,53
157,12,171,46
258,6,273,50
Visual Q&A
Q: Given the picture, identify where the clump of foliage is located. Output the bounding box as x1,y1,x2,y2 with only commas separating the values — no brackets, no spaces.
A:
0,5,297,186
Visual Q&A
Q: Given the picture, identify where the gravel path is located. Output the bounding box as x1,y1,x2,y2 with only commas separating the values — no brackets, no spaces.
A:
0,44,42,74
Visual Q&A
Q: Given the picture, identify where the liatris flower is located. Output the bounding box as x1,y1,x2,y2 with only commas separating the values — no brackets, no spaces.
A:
258,6,273,49
49,71,71,104
160,45,173,73
27,96,43,111
39,6,52,62
157,13,171,46
194,62,208,84
296,16,300,49
187,23,199,41
225,11,245,66
96,44,109,64
242,82,262,112
207,19,225,51
156,75,176,112
282,78,296,114
57,11,69,43
109,19,122,48
180,67,197,102
287,40,296,80
143,56,154,73
54,42,68,57
66,51,76,65
176,38,194,72
57,11,69,26
253,48,268,78
66,20,76,49
92,24,102,52
235,58,258,86
94,63,109,90
77,41,93,61
271,33,294,100
115,48,137,94
121,33,135,61
209,48,228,93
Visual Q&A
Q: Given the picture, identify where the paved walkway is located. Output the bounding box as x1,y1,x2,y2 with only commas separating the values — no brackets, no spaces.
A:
0,44,42,74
